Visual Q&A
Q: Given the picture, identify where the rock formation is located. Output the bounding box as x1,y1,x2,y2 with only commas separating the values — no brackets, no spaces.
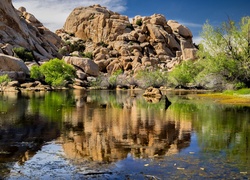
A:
0,0,61,61
60,4,197,76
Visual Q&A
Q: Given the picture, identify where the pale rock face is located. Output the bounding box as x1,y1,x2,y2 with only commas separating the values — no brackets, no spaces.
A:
0,53,29,81
64,4,130,44
63,56,99,77
167,20,193,38
0,0,61,61
61,5,198,75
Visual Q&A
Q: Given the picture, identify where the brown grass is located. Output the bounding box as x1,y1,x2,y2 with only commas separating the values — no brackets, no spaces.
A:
198,93,250,106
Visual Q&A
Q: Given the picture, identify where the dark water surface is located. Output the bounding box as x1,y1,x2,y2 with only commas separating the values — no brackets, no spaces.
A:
0,90,249,179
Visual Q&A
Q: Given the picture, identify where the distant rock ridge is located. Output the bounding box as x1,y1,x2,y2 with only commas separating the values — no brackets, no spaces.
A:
59,4,197,75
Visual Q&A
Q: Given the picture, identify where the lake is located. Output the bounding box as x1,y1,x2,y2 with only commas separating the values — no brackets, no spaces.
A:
0,90,249,179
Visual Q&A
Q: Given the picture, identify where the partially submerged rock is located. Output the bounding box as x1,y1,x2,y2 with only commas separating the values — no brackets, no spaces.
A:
143,87,162,98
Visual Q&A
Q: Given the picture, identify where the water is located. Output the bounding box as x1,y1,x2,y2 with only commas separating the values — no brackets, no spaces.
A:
0,90,249,179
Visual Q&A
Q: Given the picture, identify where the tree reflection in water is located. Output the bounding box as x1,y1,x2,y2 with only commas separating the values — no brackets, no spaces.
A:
0,90,249,179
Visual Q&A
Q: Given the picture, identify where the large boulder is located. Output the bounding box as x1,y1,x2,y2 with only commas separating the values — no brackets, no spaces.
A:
0,53,29,81
0,0,61,60
63,4,130,44
63,56,99,77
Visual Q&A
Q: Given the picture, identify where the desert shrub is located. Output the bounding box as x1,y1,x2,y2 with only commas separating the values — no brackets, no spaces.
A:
13,47,34,61
82,52,93,59
126,24,134,30
135,69,168,88
108,69,123,89
30,65,43,80
168,60,203,86
30,58,76,87
136,19,143,26
60,40,85,55
0,74,11,91
97,41,109,48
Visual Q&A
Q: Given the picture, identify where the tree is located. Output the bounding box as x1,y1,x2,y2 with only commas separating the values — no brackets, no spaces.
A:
30,58,76,87
198,16,250,86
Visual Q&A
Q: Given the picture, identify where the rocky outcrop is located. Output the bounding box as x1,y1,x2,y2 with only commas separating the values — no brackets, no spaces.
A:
63,56,99,77
0,53,29,81
60,4,197,76
0,0,61,61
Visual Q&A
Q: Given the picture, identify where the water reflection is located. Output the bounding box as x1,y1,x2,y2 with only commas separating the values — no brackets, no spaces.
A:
0,90,250,178
61,90,191,163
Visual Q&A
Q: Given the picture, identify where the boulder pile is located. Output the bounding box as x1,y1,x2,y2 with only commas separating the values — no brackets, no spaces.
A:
59,4,197,76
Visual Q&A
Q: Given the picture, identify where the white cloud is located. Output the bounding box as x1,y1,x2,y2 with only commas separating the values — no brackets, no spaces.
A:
175,20,203,28
193,36,203,44
13,0,127,32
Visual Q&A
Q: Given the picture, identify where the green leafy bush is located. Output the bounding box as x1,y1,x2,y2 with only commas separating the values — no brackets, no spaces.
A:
136,19,143,26
0,74,11,91
30,58,76,87
82,52,93,59
13,47,34,61
108,69,123,89
168,60,203,86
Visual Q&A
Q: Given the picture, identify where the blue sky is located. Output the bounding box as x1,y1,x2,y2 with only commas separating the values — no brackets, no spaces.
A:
13,0,250,43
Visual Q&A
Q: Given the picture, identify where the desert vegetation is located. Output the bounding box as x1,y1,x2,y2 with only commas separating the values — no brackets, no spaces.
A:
168,16,250,90
30,58,76,87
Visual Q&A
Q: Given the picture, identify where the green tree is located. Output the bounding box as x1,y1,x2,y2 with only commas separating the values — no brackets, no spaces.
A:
198,17,250,86
30,58,76,87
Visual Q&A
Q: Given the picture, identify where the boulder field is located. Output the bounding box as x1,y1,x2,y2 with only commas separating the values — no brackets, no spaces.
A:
0,2,198,90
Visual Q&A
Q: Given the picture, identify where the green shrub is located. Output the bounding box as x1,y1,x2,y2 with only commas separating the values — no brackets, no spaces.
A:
30,58,76,87
13,47,34,62
168,60,202,86
136,19,143,26
60,40,85,55
108,69,123,88
82,52,93,59
97,41,109,48
30,65,43,80
0,74,11,91
126,24,134,30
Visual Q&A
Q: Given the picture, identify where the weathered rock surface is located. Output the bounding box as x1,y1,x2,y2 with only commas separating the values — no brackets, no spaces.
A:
60,4,198,77
0,0,61,61
0,53,29,81
63,56,99,77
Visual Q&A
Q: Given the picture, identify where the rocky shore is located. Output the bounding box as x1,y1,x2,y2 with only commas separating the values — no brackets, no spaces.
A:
0,1,199,92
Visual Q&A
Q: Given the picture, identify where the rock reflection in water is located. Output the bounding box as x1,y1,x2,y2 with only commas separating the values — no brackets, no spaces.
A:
61,90,191,163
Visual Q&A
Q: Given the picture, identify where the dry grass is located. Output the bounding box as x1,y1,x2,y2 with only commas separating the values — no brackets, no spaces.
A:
198,93,250,106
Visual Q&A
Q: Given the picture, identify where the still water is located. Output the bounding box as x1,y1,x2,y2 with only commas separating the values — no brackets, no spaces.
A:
0,90,249,179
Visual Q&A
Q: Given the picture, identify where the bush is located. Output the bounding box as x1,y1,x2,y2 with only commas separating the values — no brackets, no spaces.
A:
108,69,123,89
135,69,168,88
0,74,11,91
30,58,76,87
13,47,34,62
60,40,85,56
136,19,143,26
168,60,203,86
82,52,93,59
97,41,109,48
